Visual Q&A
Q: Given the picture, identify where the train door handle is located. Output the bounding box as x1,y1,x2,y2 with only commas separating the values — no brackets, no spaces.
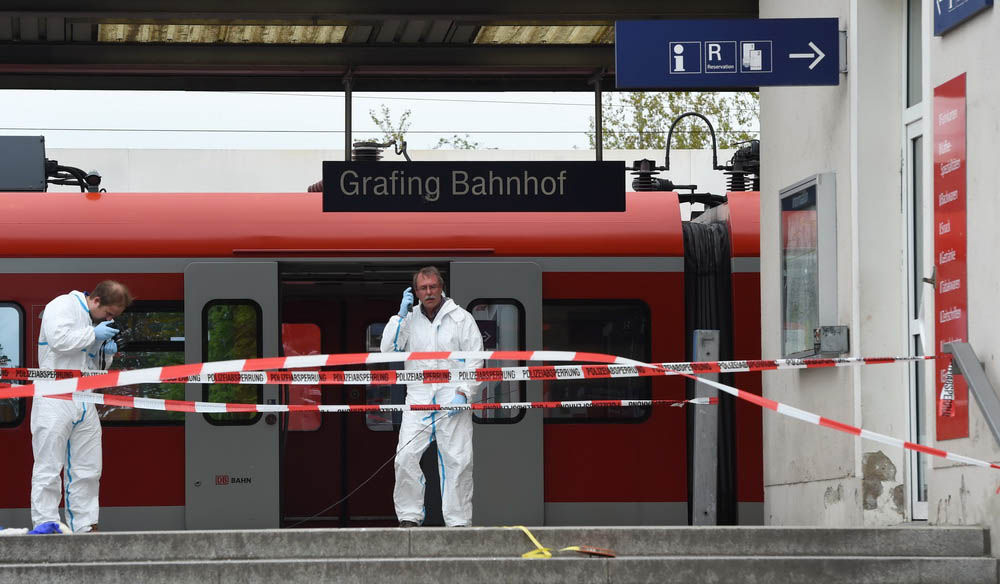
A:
265,399,277,425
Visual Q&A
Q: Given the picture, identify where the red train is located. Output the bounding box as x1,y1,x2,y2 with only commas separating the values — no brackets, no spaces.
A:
0,189,761,530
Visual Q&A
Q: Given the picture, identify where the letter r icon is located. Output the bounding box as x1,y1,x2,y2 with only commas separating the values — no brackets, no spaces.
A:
707,43,721,61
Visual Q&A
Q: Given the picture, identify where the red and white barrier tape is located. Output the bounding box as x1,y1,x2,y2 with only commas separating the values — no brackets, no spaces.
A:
2,350,993,472
675,368,1000,472
54,393,716,414
0,350,621,399
0,355,935,384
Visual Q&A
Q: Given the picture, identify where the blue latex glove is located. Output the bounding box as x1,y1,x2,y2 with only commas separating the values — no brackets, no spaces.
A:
397,287,414,317
103,339,118,355
94,320,119,342
447,393,468,417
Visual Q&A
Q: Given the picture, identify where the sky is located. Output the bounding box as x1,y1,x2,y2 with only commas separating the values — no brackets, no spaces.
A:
0,90,603,151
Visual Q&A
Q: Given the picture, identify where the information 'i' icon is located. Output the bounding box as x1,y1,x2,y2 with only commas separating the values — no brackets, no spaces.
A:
673,43,686,72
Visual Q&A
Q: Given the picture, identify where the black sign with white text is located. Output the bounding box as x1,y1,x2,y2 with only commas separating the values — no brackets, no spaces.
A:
322,161,625,212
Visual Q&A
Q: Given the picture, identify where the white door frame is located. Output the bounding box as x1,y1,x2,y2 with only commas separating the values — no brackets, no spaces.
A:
901,0,931,522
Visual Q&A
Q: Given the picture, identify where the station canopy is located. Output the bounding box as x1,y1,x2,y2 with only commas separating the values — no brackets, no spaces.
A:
0,1,756,91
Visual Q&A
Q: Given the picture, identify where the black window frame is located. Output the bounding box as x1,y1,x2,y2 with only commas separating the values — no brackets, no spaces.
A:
102,300,186,426
468,298,527,425
542,299,653,424
0,301,26,428
364,320,405,433
202,299,263,426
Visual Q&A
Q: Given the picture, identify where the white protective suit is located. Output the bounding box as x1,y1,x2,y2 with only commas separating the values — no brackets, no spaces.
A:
31,290,112,533
381,295,483,526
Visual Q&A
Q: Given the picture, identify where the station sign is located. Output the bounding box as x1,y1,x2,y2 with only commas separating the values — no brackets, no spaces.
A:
933,73,968,440
322,161,625,212
615,18,839,89
934,0,993,35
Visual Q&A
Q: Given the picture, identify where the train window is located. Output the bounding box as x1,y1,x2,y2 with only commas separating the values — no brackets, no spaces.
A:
364,322,404,432
469,300,526,424
103,302,185,424
281,323,322,432
542,300,651,423
0,303,25,427
203,301,262,425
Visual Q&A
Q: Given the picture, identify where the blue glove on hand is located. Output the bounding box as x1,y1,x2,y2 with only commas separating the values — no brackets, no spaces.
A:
398,287,414,317
94,320,119,342
103,339,118,355
447,393,468,417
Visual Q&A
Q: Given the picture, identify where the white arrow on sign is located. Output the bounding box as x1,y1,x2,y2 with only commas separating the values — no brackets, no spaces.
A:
789,41,826,70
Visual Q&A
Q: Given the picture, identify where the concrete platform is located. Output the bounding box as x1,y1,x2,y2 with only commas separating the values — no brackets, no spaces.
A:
0,526,994,584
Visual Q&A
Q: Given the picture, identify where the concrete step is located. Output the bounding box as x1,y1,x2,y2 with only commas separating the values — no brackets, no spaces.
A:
0,526,989,563
0,556,995,584
0,527,993,584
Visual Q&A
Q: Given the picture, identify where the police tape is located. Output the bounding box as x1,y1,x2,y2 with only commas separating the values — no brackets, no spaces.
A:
2,350,994,472
0,350,659,399
0,355,935,384
683,368,1000,472
51,392,716,413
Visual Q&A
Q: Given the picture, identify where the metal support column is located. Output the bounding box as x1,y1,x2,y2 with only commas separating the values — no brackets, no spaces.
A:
589,71,603,161
343,71,353,161
692,329,719,525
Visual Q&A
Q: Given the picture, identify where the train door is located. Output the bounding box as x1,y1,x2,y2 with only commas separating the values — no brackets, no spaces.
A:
184,262,280,529
277,261,542,527
279,264,406,528
450,261,543,526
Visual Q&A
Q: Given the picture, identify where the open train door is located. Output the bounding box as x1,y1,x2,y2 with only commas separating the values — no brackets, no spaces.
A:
184,262,280,529
450,262,543,526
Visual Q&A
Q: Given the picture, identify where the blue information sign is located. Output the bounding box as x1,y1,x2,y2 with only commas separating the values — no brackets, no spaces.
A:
615,19,839,89
934,0,993,35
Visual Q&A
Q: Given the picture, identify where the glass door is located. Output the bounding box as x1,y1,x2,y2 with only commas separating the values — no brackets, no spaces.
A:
905,123,928,521
903,0,928,522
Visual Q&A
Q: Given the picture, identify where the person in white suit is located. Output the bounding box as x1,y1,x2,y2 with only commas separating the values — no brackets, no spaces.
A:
31,280,132,533
381,267,482,527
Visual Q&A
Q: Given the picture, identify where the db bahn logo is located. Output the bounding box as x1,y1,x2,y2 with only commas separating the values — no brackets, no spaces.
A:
215,474,252,486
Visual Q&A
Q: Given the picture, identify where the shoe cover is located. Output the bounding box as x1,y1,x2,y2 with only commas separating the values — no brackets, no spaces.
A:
28,521,71,535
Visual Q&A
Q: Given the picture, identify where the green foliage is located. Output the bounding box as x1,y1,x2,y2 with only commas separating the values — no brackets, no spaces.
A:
105,351,185,423
588,91,759,150
0,344,9,367
434,134,482,150
115,311,183,346
369,105,412,144
205,304,260,422
101,310,187,423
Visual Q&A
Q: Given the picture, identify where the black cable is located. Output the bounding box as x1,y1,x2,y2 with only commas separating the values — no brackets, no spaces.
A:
283,373,524,529
283,405,470,529
285,350,630,529
0,126,759,135
244,91,762,113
